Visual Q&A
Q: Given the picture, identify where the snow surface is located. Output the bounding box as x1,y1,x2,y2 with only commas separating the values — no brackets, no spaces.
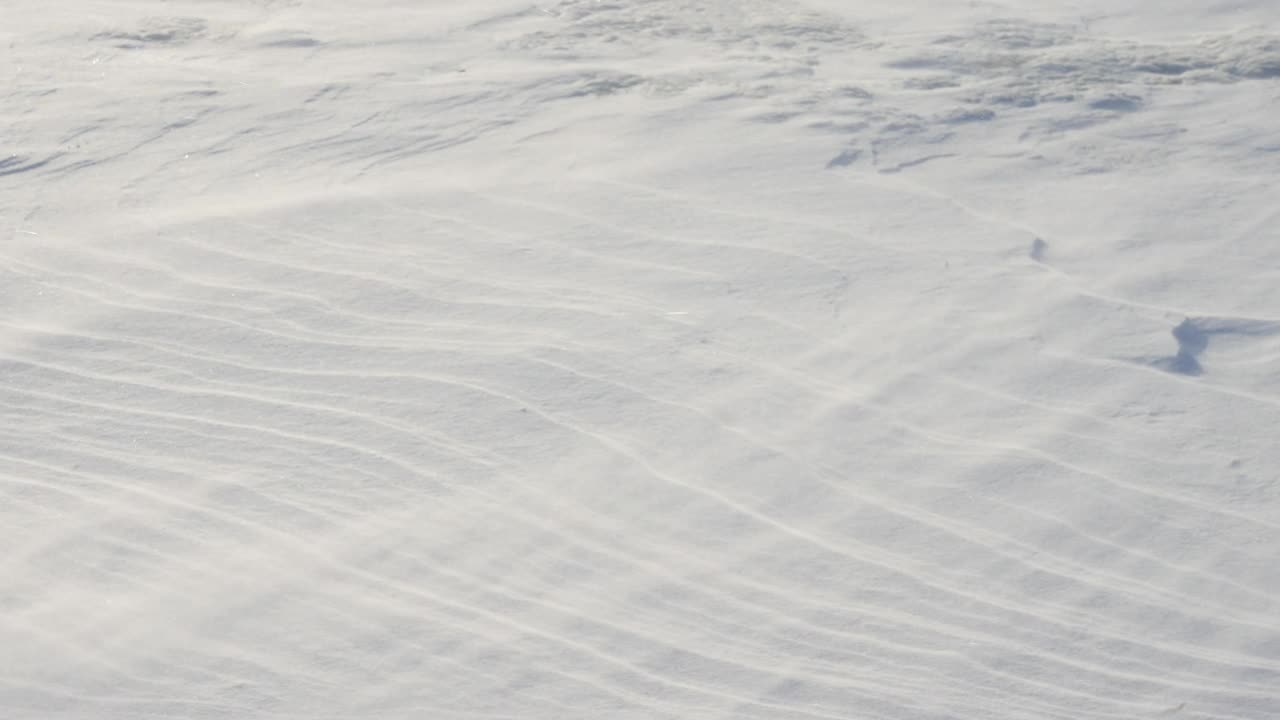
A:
3,1,1280,718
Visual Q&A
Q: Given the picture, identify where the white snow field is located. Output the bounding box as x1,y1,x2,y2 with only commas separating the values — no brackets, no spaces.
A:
3,1,1280,718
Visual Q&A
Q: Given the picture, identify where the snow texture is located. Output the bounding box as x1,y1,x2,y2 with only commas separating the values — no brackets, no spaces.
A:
3,1,1279,718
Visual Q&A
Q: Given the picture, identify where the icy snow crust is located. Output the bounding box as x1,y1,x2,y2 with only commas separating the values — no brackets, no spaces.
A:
3,1,1279,718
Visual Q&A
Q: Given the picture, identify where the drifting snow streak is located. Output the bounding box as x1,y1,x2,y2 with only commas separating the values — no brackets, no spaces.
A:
2,1,1279,719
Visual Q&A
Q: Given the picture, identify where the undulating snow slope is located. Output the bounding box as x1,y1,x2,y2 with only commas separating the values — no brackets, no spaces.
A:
3,1,1280,718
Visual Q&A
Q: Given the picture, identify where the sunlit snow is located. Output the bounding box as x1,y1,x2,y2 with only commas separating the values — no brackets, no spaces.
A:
3,1,1279,718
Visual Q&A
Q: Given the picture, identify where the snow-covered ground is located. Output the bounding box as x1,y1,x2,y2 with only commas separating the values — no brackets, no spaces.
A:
3,1,1280,718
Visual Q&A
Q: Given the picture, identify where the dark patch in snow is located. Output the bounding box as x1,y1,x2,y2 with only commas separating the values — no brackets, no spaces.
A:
1134,61,1200,76
1167,319,1208,375
1152,317,1280,376
93,17,208,48
752,111,802,124
259,36,323,49
0,154,59,177
879,153,957,174
825,149,860,168
938,108,996,124
1088,93,1143,112
903,76,961,90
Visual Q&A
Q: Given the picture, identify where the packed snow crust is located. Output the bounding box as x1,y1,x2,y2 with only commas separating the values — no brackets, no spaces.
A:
3,1,1279,718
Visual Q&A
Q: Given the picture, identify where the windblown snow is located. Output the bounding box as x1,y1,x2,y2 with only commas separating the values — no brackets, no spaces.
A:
3,1,1279,718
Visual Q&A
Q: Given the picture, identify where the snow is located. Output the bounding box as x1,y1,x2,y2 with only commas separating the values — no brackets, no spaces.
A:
3,1,1279,718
